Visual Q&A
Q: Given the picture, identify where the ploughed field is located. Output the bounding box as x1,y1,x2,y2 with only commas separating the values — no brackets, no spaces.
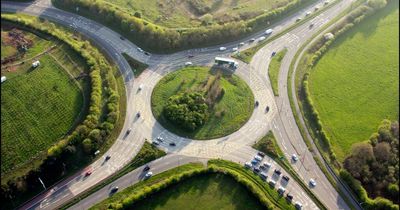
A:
105,0,293,28
1,26,88,175
308,1,399,161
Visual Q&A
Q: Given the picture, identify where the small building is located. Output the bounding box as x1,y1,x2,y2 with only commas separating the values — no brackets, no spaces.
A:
32,60,40,68
215,57,238,70
1,76,6,83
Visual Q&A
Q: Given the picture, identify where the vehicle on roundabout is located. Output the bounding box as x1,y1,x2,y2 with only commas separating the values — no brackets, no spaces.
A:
105,155,111,161
136,112,141,118
110,186,119,194
309,178,317,187
144,171,153,179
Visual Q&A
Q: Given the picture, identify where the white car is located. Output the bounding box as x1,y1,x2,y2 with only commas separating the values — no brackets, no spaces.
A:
232,47,238,52
309,178,317,187
244,162,252,168
239,42,245,46
219,47,227,51
263,162,272,168
184,62,193,66
292,154,299,161
145,171,153,179
306,11,312,16
254,155,263,162
265,29,273,35
295,201,303,209
138,84,143,91
278,186,286,194
258,36,266,42
137,47,144,53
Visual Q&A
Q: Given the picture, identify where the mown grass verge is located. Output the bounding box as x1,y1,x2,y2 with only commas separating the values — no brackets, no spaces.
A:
268,48,287,96
59,142,166,210
121,53,148,77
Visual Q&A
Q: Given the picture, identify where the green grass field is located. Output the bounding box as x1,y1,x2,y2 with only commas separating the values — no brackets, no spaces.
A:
131,173,264,210
1,54,84,173
105,0,291,28
151,66,254,139
268,49,287,96
308,2,399,161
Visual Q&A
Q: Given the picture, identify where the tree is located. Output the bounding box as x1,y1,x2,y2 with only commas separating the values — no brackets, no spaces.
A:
367,0,387,9
82,138,93,153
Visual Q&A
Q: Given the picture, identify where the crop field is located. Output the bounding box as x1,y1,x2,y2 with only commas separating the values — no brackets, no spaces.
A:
308,2,399,161
131,173,264,210
152,66,254,139
105,0,292,28
1,26,88,175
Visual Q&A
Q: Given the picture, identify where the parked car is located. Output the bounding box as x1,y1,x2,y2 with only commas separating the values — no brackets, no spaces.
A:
269,180,276,187
253,167,261,173
274,169,281,176
254,155,263,162
286,193,294,202
278,186,285,195
156,137,164,142
219,47,227,51
282,175,290,182
251,159,258,165
259,172,268,180
263,162,272,168
244,162,252,168
169,142,176,146
257,151,265,157
152,141,159,145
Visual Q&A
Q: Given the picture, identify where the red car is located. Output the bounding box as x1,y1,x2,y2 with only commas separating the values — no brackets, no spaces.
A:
85,170,92,176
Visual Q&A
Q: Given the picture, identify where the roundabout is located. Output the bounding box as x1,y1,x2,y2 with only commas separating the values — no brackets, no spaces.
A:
151,66,255,140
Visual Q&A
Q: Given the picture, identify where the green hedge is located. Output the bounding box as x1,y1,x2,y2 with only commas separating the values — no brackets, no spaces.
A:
52,0,316,53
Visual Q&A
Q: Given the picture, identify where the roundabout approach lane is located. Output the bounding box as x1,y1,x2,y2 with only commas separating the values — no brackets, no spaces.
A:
1,0,356,209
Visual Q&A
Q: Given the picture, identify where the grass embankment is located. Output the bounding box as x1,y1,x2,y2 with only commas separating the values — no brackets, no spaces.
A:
92,160,297,210
151,66,254,139
121,53,148,77
308,2,399,161
1,25,89,175
60,142,165,209
252,131,327,209
104,0,290,28
268,49,287,96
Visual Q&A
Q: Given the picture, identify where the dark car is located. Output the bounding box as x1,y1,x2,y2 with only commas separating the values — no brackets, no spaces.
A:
144,52,150,56
255,101,259,107
259,164,266,170
253,167,261,173
257,151,265,157
274,169,281,176
110,186,119,193
266,106,270,112
152,141,159,145
282,175,290,182
143,165,150,171
105,155,111,161
286,193,294,202
119,36,125,40
309,23,314,29
85,170,92,177
271,51,276,57
169,142,176,146
188,54,194,58
249,38,256,42
126,128,132,135
136,112,141,118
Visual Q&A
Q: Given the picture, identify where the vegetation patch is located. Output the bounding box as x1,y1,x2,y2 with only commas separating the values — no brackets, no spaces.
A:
308,1,399,161
253,131,281,158
151,66,254,139
121,53,148,77
268,48,287,96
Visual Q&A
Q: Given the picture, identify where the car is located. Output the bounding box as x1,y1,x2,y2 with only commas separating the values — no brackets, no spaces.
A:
185,61,193,66
137,47,144,52
266,106,270,112
271,51,276,57
144,52,150,56
85,170,92,176
296,17,302,22
286,193,294,201
94,150,100,155
259,172,268,180
105,155,111,161
156,137,164,142
309,178,317,187
244,162,252,168
263,162,272,168
126,128,132,135
219,47,227,51
249,38,256,42
324,0,330,5
253,167,261,173
232,47,238,52
239,42,245,46
306,11,312,16
259,164,266,170
136,112,141,118
138,84,143,91
257,151,265,157
295,201,303,209
143,165,150,171
144,171,153,179
255,101,259,107
188,54,194,58
315,6,320,10
169,142,176,146
110,186,119,193
254,155,263,162
152,141,159,145
251,159,258,165
265,29,273,35
309,23,314,29
119,36,125,40
292,154,299,162
274,169,281,176
278,186,285,195
268,180,276,187
258,36,266,42
282,175,290,182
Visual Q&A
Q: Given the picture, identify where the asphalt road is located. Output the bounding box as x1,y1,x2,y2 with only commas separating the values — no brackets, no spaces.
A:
1,0,360,209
